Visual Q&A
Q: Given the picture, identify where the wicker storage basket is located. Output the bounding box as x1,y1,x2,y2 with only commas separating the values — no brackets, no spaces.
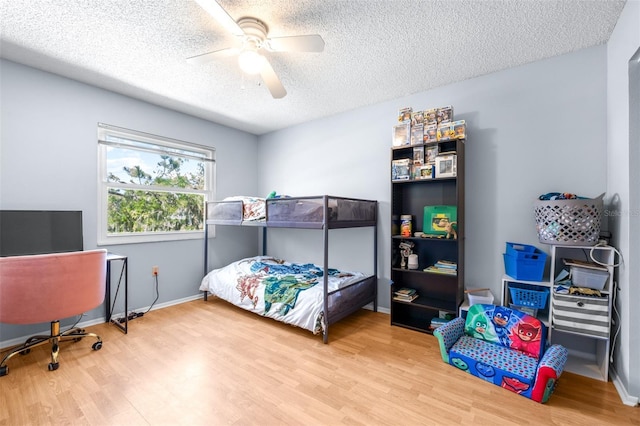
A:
533,193,603,246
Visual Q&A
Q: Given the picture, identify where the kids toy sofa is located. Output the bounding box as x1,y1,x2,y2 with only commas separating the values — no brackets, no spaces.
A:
433,304,568,403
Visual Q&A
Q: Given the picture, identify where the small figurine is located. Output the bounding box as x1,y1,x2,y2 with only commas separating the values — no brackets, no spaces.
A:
399,241,415,269
445,221,457,240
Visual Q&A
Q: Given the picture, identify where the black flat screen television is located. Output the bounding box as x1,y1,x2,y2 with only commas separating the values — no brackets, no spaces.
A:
0,210,84,257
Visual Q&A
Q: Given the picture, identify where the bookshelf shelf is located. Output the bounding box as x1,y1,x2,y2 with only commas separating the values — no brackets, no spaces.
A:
390,137,465,335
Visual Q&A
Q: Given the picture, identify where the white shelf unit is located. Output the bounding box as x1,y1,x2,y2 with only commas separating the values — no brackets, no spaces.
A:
548,245,615,382
498,244,615,382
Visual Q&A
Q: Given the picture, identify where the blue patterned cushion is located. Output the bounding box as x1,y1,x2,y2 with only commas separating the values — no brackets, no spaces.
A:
449,335,539,398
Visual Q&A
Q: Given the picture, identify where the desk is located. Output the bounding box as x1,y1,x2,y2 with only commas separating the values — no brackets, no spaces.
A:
106,253,128,334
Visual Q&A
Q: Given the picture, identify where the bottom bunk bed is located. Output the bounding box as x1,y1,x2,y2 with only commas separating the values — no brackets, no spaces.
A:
199,256,377,343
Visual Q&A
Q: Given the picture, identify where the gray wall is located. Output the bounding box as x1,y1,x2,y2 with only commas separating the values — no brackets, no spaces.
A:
0,59,260,342
606,0,640,403
258,45,608,313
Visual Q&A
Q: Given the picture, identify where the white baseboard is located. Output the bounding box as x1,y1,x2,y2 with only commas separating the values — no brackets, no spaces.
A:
112,293,203,320
610,365,640,406
0,293,204,350
2,296,390,350
364,303,390,315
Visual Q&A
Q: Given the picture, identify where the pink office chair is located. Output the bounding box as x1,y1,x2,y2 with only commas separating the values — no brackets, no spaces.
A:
0,249,107,376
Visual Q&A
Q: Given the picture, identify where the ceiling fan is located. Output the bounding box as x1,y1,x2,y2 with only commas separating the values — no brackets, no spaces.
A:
188,0,325,99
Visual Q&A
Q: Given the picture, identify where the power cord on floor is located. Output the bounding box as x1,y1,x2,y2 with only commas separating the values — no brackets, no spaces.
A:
116,273,160,323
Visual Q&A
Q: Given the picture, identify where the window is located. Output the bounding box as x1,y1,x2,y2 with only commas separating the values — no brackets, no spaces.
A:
97,123,215,245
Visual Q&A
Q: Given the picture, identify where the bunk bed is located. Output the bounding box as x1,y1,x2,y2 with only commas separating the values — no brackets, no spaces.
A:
200,195,378,343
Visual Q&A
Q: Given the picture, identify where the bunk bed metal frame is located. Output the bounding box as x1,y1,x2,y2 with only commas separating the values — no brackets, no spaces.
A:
203,195,378,343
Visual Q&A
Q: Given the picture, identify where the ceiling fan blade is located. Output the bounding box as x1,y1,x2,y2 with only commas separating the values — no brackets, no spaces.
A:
260,58,287,99
186,47,240,65
266,35,325,53
193,0,244,36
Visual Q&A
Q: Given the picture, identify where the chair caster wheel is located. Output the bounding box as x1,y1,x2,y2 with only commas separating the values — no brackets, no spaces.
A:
0,366,8,376
92,341,102,351
48,362,59,371
20,349,31,355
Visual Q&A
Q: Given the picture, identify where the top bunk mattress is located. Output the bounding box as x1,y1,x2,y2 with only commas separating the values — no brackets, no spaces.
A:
206,195,376,228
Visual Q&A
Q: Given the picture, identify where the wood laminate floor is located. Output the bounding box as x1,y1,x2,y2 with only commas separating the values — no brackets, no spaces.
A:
0,299,637,425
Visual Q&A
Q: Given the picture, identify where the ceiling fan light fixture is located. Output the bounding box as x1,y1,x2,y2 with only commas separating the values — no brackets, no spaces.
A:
191,3,321,98
238,49,264,75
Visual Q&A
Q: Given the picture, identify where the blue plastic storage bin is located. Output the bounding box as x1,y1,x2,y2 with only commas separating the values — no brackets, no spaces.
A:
509,282,549,310
503,242,547,281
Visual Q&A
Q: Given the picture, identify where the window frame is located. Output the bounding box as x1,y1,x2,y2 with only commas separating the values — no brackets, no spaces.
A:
97,123,215,245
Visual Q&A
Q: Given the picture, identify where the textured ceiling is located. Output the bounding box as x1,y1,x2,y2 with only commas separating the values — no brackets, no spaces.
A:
0,0,626,135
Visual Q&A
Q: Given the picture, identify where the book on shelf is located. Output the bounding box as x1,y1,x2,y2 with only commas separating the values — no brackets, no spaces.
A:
562,258,608,271
434,260,457,270
393,294,418,302
394,287,417,296
430,317,449,329
394,287,418,302
424,265,457,275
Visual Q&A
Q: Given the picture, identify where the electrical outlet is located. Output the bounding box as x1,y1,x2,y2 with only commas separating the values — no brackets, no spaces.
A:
152,266,159,276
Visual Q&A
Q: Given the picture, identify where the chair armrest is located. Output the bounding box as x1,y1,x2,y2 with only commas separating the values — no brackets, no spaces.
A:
538,344,569,376
433,317,465,363
531,344,569,403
